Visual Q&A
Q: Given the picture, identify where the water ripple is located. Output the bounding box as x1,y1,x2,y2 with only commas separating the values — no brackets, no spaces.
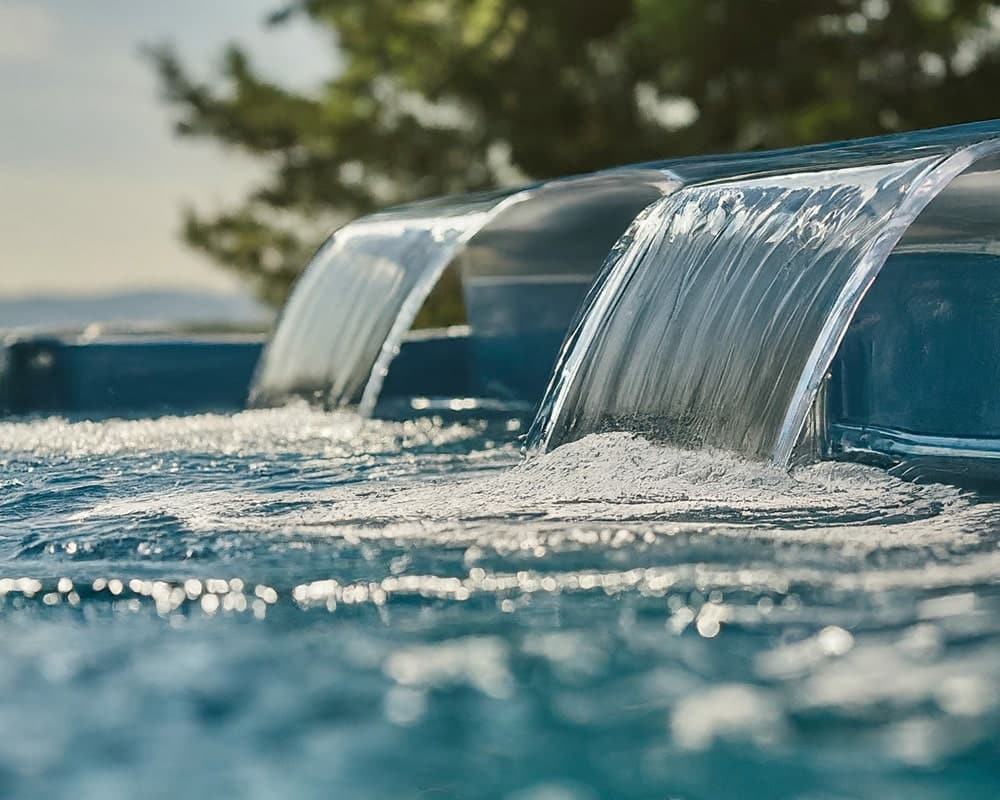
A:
0,409,998,798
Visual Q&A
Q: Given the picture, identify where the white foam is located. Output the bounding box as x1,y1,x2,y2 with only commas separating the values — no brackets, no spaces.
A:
266,432,968,533
0,405,486,459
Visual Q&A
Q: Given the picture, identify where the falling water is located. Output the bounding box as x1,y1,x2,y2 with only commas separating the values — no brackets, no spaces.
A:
249,191,526,412
531,135,1000,463
250,120,1000,450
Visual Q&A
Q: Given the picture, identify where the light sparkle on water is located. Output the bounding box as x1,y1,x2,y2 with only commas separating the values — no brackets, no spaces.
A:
0,409,998,798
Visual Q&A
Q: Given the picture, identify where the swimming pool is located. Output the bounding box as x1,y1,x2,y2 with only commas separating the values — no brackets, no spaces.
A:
1,406,998,798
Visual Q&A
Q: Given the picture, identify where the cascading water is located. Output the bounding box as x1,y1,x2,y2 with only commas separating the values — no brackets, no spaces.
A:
249,190,526,412
250,118,1000,464
531,160,940,457
532,121,1000,466
250,170,677,413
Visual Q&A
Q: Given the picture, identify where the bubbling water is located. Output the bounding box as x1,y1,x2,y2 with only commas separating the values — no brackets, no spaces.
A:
1,409,1000,797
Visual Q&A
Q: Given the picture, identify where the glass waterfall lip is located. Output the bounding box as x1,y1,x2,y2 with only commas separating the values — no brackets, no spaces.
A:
829,423,1000,462
775,138,1000,465
528,119,1000,465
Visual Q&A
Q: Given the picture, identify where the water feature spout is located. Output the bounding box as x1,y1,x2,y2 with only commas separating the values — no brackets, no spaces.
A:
251,169,677,414
531,120,1000,472
248,189,525,411
252,118,1000,478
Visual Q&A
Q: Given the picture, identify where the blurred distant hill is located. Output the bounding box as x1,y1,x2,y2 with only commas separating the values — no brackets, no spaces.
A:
0,289,273,333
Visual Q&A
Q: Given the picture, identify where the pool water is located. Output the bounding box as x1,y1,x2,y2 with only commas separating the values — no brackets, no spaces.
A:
1,407,999,799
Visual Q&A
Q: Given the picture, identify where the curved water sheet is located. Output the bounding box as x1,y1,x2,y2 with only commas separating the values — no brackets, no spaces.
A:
457,169,679,402
249,189,525,412
823,149,1000,478
506,121,997,417
534,123,1000,464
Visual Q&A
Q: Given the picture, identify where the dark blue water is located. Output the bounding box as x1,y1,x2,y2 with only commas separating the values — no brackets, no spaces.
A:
1,407,999,799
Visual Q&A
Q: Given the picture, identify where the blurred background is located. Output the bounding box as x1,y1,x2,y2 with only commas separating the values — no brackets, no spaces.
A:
0,0,331,329
3,0,999,328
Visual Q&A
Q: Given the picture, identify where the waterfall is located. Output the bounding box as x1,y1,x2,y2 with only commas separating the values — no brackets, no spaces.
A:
250,169,676,414
532,122,1000,465
251,118,1000,456
249,191,525,411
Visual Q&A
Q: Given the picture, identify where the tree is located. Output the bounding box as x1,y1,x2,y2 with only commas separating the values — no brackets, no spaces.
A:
150,0,1000,313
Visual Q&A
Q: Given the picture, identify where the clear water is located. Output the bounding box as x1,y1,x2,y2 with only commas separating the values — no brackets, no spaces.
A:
532,127,1000,466
531,158,944,461
249,192,519,412
2,407,999,799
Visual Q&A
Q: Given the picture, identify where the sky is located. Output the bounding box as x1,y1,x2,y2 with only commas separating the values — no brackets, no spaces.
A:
0,1,336,298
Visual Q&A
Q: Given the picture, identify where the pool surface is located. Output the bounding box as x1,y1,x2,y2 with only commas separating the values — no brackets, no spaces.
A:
0,407,998,798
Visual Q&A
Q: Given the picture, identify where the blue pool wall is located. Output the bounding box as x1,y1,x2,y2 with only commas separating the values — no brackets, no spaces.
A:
0,336,264,417
0,331,474,419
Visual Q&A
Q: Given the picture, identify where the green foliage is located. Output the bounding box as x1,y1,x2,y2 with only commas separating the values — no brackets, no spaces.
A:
150,0,1000,322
